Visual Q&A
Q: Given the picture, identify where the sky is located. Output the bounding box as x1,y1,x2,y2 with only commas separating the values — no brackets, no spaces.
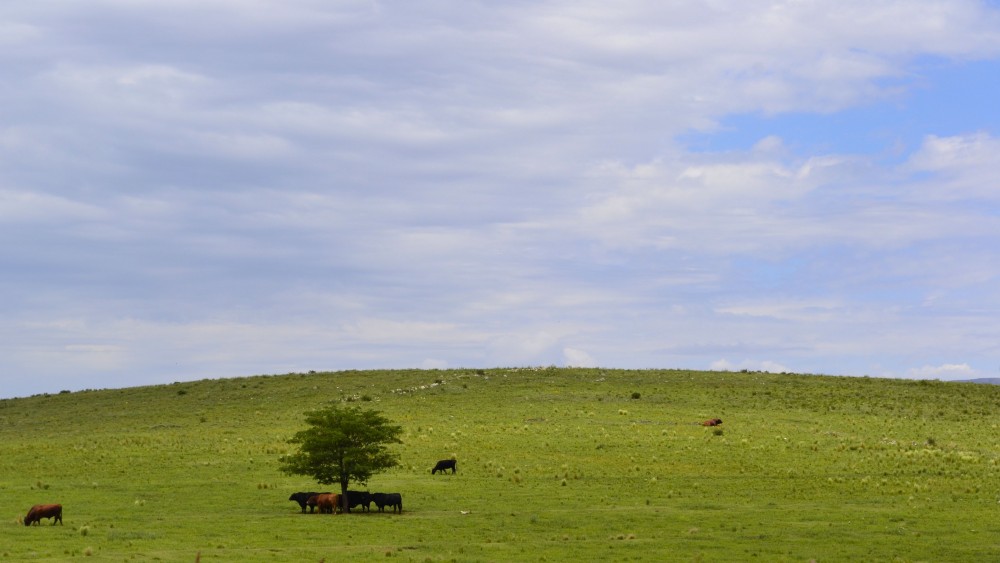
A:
3,1,1000,398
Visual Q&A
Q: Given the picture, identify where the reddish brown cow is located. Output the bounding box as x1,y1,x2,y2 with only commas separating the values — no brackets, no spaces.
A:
24,504,62,526
701,418,723,426
314,493,341,514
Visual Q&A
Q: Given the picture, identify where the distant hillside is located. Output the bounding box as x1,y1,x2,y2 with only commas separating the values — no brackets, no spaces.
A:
960,377,1000,385
4,367,1000,561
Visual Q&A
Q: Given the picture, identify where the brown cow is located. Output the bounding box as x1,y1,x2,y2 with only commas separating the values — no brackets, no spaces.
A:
289,491,328,513
314,493,341,514
24,504,62,526
701,418,723,426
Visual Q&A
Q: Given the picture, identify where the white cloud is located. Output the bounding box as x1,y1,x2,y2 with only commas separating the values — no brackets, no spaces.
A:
573,149,848,255
905,133,1000,201
4,1,1000,397
488,331,562,365
421,358,449,370
343,318,477,346
563,347,597,368
907,363,977,380
0,21,40,45
716,299,844,322
908,133,1000,174
0,190,106,223
43,63,211,112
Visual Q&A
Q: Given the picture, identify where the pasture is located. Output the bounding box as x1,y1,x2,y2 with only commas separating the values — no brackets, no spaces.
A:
2,367,999,561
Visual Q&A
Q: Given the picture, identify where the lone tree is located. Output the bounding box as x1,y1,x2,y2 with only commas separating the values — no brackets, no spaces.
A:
279,404,403,511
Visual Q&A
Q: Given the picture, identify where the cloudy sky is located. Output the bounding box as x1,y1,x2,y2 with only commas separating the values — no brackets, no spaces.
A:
3,1,1000,398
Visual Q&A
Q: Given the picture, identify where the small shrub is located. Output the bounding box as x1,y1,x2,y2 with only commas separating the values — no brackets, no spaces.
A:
631,392,641,400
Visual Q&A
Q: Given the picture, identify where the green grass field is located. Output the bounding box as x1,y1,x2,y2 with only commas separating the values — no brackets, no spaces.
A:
2,368,999,561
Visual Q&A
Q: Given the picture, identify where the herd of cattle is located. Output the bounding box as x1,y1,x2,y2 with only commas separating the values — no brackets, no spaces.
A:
19,417,723,526
20,459,456,526
288,490,402,514
286,459,457,516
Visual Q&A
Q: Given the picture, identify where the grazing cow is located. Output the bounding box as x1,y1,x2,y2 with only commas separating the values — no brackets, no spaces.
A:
345,490,372,513
701,418,723,427
432,459,457,474
289,492,329,513
24,504,62,526
371,492,402,513
314,493,341,514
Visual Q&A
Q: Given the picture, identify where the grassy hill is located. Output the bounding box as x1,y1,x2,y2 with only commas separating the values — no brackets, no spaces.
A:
2,368,999,561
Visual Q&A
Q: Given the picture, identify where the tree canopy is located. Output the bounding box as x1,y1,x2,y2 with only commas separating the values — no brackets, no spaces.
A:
278,404,403,503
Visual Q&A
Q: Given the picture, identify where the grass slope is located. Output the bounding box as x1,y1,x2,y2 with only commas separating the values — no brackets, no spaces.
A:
2,368,999,562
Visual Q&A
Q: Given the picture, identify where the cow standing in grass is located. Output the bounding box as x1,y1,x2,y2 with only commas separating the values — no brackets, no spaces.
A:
432,459,457,474
24,504,62,526
345,490,372,512
701,418,723,427
289,492,328,513
372,492,402,513
314,493,341,514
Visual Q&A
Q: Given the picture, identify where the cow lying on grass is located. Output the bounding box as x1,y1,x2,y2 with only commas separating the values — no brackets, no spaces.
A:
701,418,723,426
24,504,62,526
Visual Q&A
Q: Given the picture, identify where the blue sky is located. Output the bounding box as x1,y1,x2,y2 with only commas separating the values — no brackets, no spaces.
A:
3,1,1000,398
684,57,1000,155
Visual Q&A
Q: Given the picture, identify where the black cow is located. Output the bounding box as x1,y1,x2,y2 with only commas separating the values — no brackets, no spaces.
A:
432,459,457,474
345,490,372,513
371,492,402,513
289,492,328,513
